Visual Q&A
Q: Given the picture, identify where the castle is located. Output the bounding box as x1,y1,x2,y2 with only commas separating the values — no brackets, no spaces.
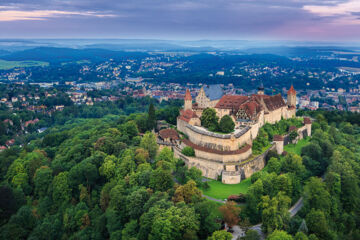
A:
159,84,311,184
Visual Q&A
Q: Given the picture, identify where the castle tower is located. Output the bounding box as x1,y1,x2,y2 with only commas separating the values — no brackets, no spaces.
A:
184,88,192,110
287,85,296,107
304,117,312,137
257,82,264,95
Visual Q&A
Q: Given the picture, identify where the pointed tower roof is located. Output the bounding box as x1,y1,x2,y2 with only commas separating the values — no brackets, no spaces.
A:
185,88,192,101
258,82,264,91
287,85,296,95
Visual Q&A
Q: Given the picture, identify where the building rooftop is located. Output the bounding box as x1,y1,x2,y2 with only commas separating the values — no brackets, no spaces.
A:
215,95,249,109
203,84,224,101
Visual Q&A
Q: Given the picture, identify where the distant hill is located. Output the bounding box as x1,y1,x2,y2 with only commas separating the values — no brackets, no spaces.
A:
243,46,357,57
84,43,217,52
0,50,10,56
0,47,150,64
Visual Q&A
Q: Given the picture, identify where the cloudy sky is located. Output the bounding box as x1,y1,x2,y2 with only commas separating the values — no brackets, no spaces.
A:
0,0,359,40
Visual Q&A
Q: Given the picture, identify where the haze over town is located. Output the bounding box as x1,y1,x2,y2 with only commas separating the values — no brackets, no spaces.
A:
0,1,360,240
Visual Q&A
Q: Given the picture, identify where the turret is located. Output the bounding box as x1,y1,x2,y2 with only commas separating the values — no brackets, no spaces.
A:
257,82,264,95
273,135,284,155
287,85,296,107
184,88,192,110
304,117,312,137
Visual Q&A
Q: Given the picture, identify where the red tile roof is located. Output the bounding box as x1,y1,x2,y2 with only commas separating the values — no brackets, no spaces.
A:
289,126,297,132
159,129,179,140
215,95,249,109
304,117,311,124
238,101,261,119
262,94,286,111
184,88,192,101
273,135,284,141
287,85,296,95
178,109,198,123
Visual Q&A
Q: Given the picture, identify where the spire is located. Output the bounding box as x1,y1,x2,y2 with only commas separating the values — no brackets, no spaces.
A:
257,81,264,95
287,85,296,95
185,88,192,101
258,81,264,91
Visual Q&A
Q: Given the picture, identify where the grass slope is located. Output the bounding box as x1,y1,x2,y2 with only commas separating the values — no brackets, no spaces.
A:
284,137,310,155
201,177,252,200
0,59,48,70
200,138,309,200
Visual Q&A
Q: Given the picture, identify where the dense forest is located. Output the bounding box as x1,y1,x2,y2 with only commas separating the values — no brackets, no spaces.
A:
0,99,359,239
0,95,181,146
242,110,360,240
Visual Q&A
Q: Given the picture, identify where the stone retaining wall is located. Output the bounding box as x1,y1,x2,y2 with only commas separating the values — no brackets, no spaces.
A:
177,119,254,151
239,145,275,179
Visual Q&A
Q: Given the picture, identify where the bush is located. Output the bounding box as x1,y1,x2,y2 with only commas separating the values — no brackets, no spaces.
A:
219,115,235,133
182,146,195,157
227,193,246,203
289,131,299,142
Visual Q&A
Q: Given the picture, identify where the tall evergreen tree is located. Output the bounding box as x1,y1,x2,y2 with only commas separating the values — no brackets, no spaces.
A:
148,103,156,130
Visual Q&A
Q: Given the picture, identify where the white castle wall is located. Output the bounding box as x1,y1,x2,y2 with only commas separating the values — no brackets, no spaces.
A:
177,119,253,151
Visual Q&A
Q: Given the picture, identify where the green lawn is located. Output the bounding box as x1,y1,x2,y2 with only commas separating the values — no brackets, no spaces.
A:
200,178,252,200
200,138,309,200
284,137,310,155
0,59,48,70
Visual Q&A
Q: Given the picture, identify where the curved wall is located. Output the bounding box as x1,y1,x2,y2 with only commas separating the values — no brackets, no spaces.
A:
177,119,254,151
191,145,252,163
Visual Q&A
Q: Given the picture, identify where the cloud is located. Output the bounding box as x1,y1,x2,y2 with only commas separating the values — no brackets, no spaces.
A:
0,8,116,21
0,0,359,40
303,0,360,17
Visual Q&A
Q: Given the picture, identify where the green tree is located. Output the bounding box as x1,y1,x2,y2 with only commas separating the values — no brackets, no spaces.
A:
149,204,199,240
245,179,264,223
99,155,118,180
148,103,156,130
281,153,306,177
207,230,233,240
182,146,195,157
173,180,202,204
200,108,219,131
267,157,282,174
134,148,149,165
52,171,72,206
34,166,53,198
289,131,298,142
117,150,136,178
305,209,329,240
303,177,331,215
294,232,309,240
122,219,139,240
156,147,176,169
267,230,294,240
140,132,158,159
68,159,98,189
259,192,291,233
194,201,221,239
242,229,260,240
219,115,235,133
185,166,203,186
149,168,173,192
126,187,150,219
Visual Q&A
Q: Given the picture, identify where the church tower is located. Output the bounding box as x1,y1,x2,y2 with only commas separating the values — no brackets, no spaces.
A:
257,82,264,95
287,85,296,107
184,88,192,110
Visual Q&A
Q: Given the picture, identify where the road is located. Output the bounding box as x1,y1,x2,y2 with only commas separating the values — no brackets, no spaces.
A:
231,197,304,240
202,194,226,204
289,197,303,217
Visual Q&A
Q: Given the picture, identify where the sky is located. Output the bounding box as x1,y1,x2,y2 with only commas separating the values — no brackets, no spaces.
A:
0,0,360,41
